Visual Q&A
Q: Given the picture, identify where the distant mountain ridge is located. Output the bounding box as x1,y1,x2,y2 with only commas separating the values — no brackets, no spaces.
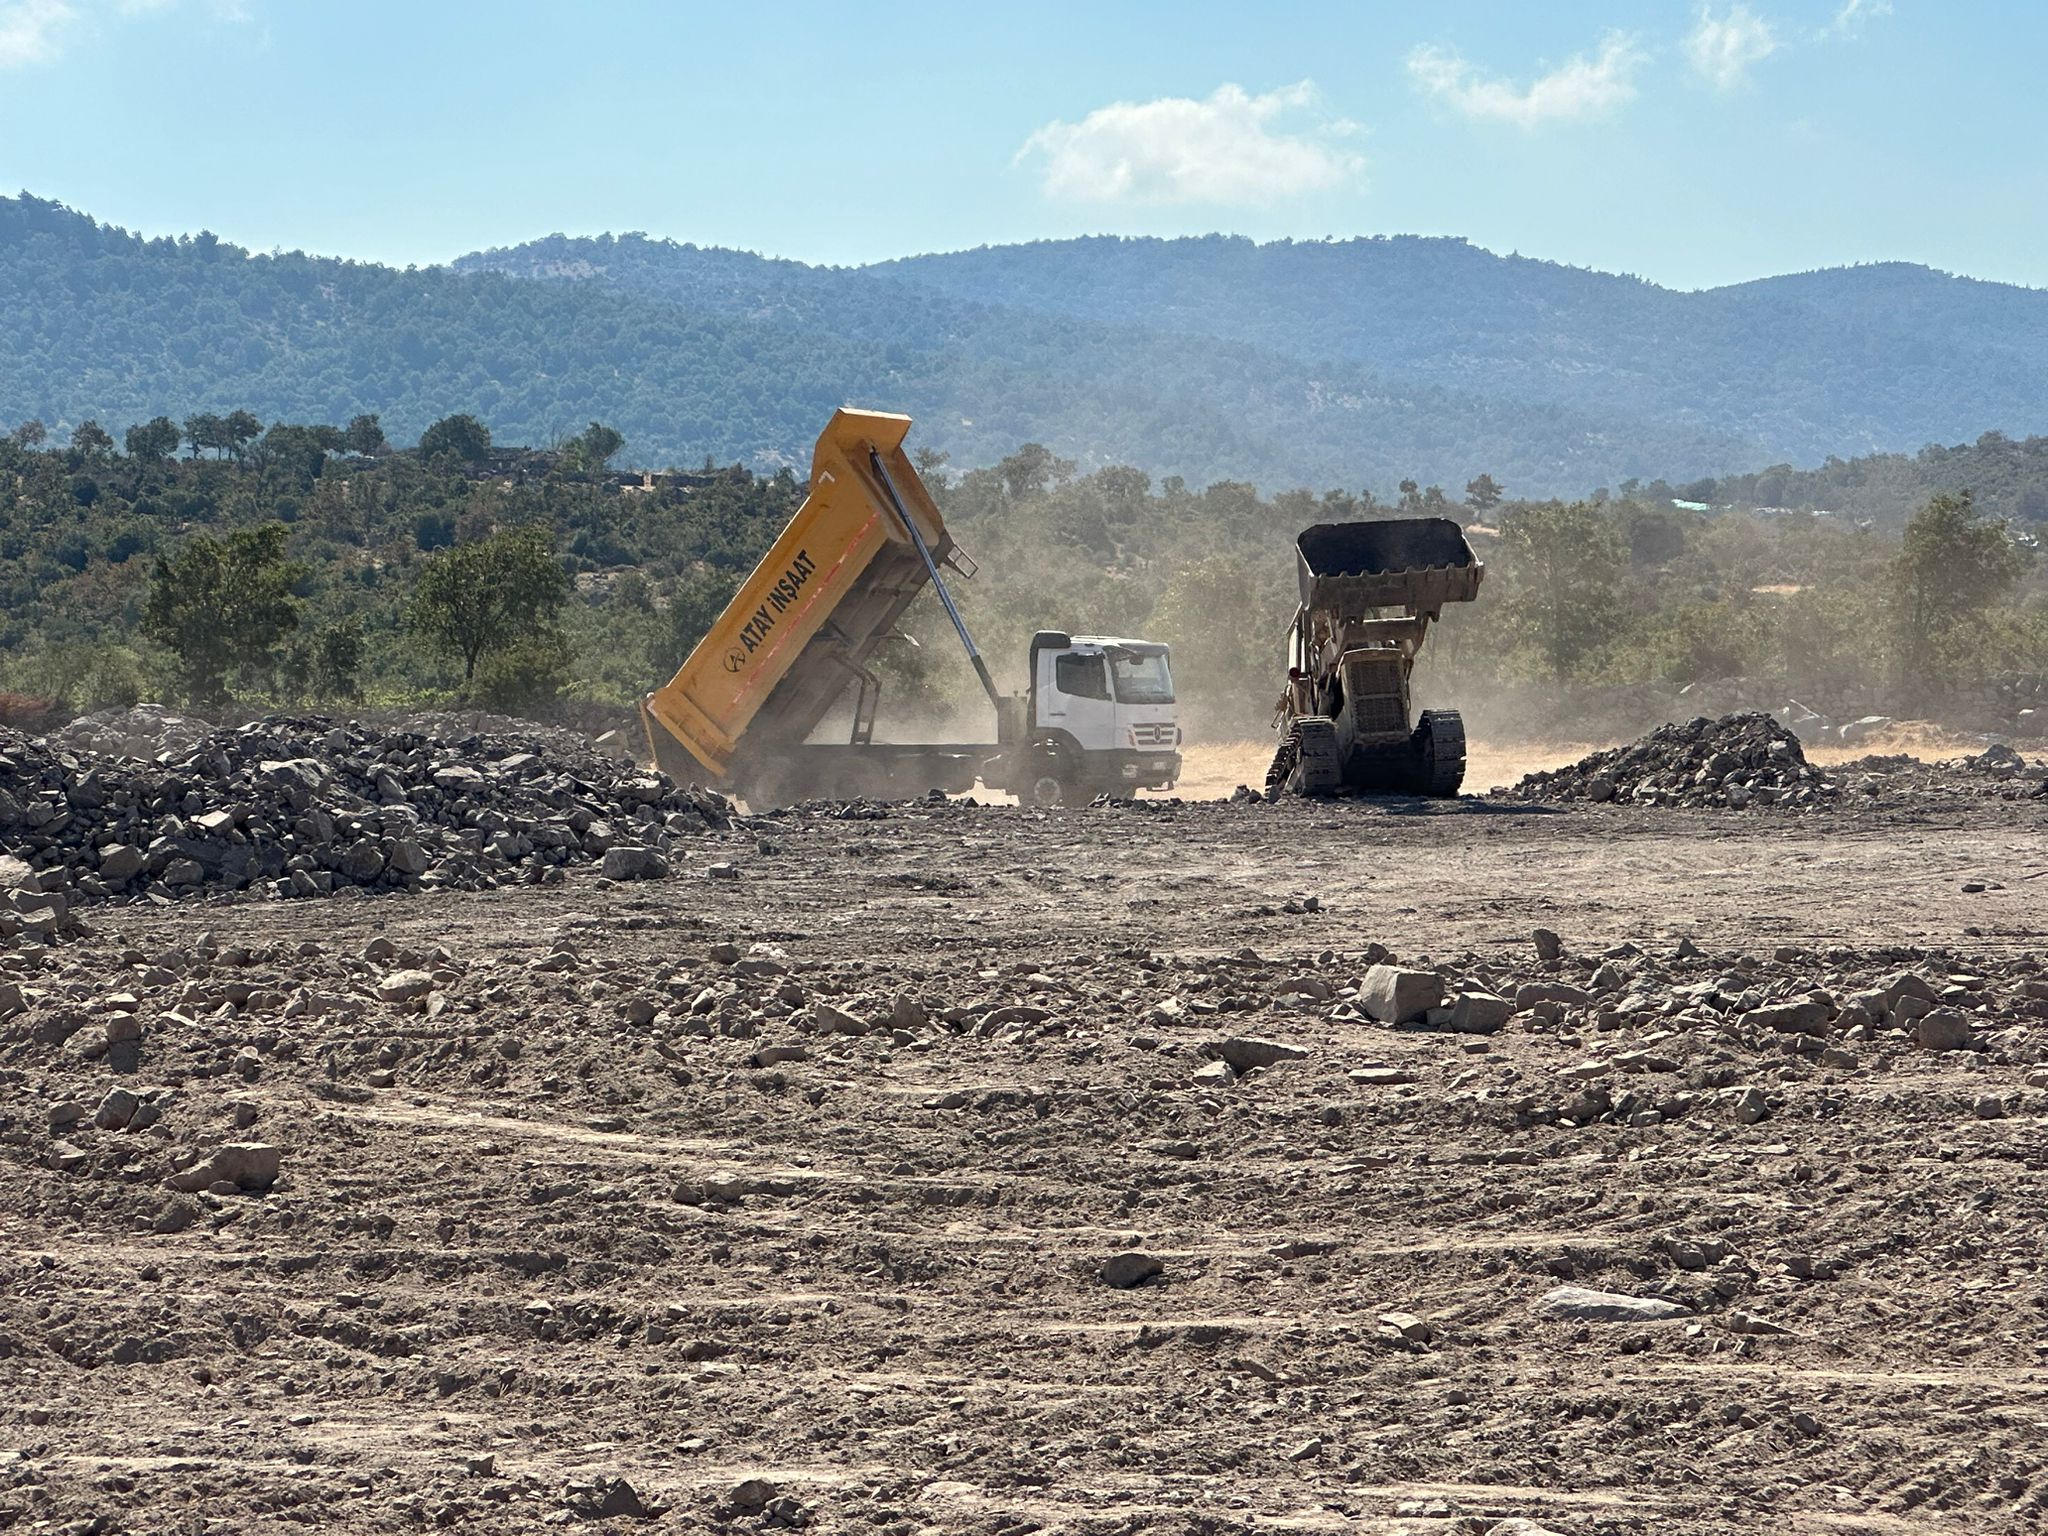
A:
868,236,2048,464
5,191,2046,497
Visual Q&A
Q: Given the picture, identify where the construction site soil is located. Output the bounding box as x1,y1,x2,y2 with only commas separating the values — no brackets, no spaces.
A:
5,719,2047,1535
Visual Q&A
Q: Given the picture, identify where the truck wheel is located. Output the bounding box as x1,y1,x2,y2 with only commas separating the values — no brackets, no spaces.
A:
1409,709,1467,798
1027,773,1071,808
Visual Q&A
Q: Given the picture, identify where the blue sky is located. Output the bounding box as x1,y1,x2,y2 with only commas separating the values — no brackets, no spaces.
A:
0,0,2038,289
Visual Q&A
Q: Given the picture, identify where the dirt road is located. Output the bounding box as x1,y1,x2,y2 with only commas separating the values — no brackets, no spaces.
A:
6,789,2047,1533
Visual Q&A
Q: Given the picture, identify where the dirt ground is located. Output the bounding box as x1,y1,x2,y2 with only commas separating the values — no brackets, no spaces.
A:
1164,742,1617,800
6,779,2048,1534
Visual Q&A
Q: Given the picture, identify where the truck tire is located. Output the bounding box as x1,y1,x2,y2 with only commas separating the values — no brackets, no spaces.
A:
1027,772,1071,808
1286,717,1343,797
1024,739,1077,808
1409,709,1467,798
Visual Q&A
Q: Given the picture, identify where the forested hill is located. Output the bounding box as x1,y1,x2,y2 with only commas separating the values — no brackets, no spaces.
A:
1,195,1742,494
871,236,2048,466
462,230,2048,473
8,190,2048,496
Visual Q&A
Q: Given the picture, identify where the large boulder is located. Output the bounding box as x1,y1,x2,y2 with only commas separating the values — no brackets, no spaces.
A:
1534,1285,1690,1322
166,1143,281,1194
602,845,669,881
1360,964,1442,1024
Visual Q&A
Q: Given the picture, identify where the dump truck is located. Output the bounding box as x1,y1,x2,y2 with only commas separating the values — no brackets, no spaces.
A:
640,408,1182,807
1267,517,1484,798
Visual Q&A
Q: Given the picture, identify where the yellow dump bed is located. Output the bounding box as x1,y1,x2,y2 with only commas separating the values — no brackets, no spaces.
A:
640,408,953,784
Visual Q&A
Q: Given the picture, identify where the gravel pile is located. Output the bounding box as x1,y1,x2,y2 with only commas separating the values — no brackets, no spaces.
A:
0,715,735,932
1835,743,2046,800
1499,712,1837,809
54,705,211,760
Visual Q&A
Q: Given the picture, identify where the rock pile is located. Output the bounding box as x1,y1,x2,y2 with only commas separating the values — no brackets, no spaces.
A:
54,704,210,761
1500,712,1836,809
0,715,735,921
1835,743,2046,800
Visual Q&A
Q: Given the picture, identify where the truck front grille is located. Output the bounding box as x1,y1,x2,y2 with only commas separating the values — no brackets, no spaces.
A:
1130,723,1178,747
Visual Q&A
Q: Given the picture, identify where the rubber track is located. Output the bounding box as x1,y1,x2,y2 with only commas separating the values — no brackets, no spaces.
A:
1290,717,1344,797
1415,709,1467,798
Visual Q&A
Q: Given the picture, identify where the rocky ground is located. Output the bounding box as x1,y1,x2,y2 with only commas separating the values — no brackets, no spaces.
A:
0,714,734,940
3,720,2047,1535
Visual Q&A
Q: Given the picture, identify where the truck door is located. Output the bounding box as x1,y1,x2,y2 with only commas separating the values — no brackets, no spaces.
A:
1039,648,1116,753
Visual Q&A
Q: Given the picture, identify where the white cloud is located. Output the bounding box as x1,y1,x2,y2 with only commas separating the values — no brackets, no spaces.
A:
1827,0,1892,37
1405,33,1645,128
1017,82,1364,206
1,0,247,68
1687,4,1780,90
0,0,75,67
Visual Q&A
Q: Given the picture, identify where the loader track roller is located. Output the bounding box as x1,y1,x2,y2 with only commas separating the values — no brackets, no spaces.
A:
1409,708,1466,798
1267,716,1344,798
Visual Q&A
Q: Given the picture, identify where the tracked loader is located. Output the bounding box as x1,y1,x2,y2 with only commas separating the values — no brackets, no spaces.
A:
1267,517,1484,799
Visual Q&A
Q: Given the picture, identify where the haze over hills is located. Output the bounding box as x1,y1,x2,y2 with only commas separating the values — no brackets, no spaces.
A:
6,191,2048,496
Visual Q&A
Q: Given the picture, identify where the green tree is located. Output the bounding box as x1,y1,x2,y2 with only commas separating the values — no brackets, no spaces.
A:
473,630,574,712
343,413,388,456
1892,491,2027,708
282,616,365,702
222,409,263,460
658,565,742,673
252,423,341,492
566,421,624,471
418,413,492,464
125,416,180,463
318,616,365,698
1464,473,1503,512
183,412,225,458
1495,501,1627,682
70,420,115,460
997,443,1073,501
140,523,307,704
11,420,45,448
410,525,570,685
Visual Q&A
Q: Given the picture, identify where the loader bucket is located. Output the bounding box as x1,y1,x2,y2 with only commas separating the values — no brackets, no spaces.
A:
1296,517,1482,618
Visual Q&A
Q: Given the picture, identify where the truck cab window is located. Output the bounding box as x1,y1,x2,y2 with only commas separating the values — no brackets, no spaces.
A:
1054,652,1111,701
1110,649,1174,704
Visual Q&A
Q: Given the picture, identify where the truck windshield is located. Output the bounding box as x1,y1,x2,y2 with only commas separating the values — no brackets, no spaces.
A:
1110,650,1174,704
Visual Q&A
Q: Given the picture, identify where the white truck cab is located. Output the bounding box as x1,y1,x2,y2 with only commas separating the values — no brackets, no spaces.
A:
1020,632,1182,805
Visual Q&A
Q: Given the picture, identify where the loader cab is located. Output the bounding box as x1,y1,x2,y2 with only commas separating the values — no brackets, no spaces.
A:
1023,632,1183,802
